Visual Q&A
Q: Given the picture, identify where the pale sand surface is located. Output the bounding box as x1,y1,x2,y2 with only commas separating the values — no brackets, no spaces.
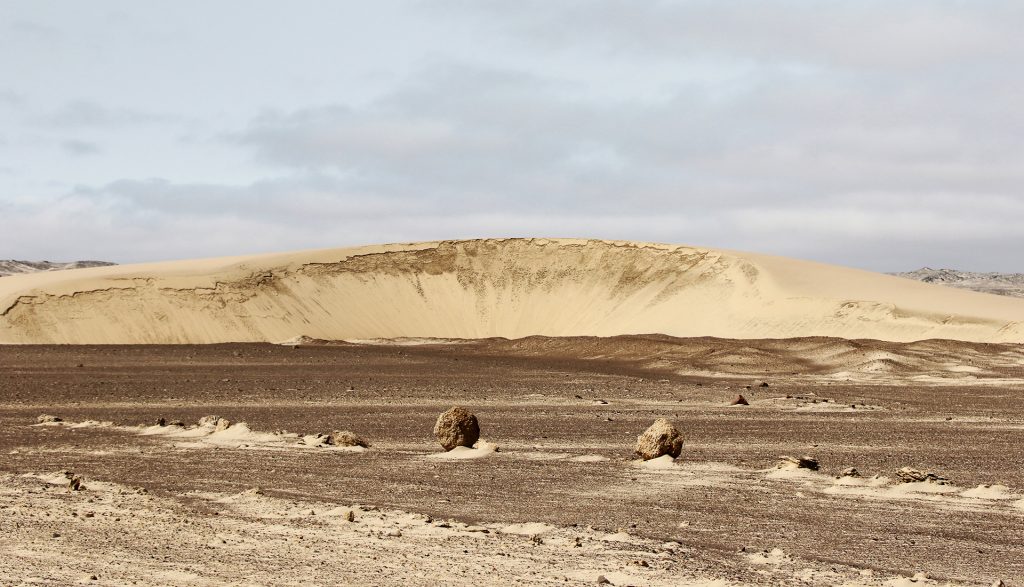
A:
2,238,1024,344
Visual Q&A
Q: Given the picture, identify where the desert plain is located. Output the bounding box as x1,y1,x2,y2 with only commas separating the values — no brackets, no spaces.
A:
1,239,1023,586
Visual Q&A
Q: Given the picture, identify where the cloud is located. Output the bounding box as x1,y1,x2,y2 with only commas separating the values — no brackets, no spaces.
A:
230,60,1024,202
8,19,60,39
42,100,179,128
0,90,25,108
448,0,1024,70
61,140,100,156
3,3,1024,271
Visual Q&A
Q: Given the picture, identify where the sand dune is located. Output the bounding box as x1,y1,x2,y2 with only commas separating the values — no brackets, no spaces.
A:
2,238,1024,344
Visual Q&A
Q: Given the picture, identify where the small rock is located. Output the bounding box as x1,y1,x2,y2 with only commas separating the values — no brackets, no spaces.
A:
344,510,355,522
169,420,185,427
778,455,819,471
840,467,861,478
731,394,749,406
155,417,167,427
215,418,232,432
433,407,480,451
896,467,948,484
596,576,612,585
328,430,370,448
36,414,62,424
386,529,402,538
198,415,223,427
635,418,684,460
64,471,85,491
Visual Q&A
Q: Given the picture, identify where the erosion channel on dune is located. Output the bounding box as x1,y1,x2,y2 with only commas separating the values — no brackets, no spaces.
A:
2,238,1024,344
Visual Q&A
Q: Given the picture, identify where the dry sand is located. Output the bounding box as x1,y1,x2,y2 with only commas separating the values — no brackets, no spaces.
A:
2,238,1024,344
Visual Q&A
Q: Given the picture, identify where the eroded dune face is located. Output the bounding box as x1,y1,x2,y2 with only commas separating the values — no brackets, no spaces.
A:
1,238,1023,344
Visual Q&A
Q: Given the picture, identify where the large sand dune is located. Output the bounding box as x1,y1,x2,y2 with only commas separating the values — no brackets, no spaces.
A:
1,238,1023,344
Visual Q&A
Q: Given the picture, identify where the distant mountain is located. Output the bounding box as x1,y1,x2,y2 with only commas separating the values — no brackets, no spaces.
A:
892,268,1024,298
0,260,116,277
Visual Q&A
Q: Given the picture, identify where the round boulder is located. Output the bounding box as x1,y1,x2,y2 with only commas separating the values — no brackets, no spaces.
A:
433,407,480,451
635,418,684,460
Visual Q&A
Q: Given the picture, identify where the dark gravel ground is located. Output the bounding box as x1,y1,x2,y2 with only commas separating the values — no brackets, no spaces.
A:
1,340,1022,584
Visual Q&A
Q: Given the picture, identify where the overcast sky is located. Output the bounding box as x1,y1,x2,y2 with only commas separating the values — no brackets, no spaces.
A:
2,1,1023,271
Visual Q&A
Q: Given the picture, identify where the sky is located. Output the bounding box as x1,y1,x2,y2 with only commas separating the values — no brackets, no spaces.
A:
2,1,1023,271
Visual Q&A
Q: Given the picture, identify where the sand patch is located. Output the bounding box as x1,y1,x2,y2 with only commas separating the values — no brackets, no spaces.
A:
33,419,117,429
425,440,499,460
636,455,679,470
37,417,371,453
746,547,790,566
500,522,555,536
958,484,1017,500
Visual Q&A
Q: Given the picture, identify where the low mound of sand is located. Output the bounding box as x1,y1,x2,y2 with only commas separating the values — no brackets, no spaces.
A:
2,238,1023,344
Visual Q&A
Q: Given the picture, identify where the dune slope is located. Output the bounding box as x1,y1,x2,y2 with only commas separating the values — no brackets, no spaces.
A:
1,238,1023,344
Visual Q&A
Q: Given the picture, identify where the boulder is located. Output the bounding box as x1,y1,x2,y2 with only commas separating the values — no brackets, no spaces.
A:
433,407,480,451
635,419,684,460
215,418,232,432
328,430,370,448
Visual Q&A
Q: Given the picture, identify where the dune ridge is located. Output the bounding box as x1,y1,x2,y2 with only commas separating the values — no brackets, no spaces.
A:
1,238,1023,344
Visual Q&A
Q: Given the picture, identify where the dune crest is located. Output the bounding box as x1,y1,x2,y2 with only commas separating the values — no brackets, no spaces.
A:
1,238,1023,344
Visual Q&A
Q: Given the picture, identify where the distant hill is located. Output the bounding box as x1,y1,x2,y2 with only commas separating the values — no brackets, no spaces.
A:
892,268,1024,298
0,260,116,277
